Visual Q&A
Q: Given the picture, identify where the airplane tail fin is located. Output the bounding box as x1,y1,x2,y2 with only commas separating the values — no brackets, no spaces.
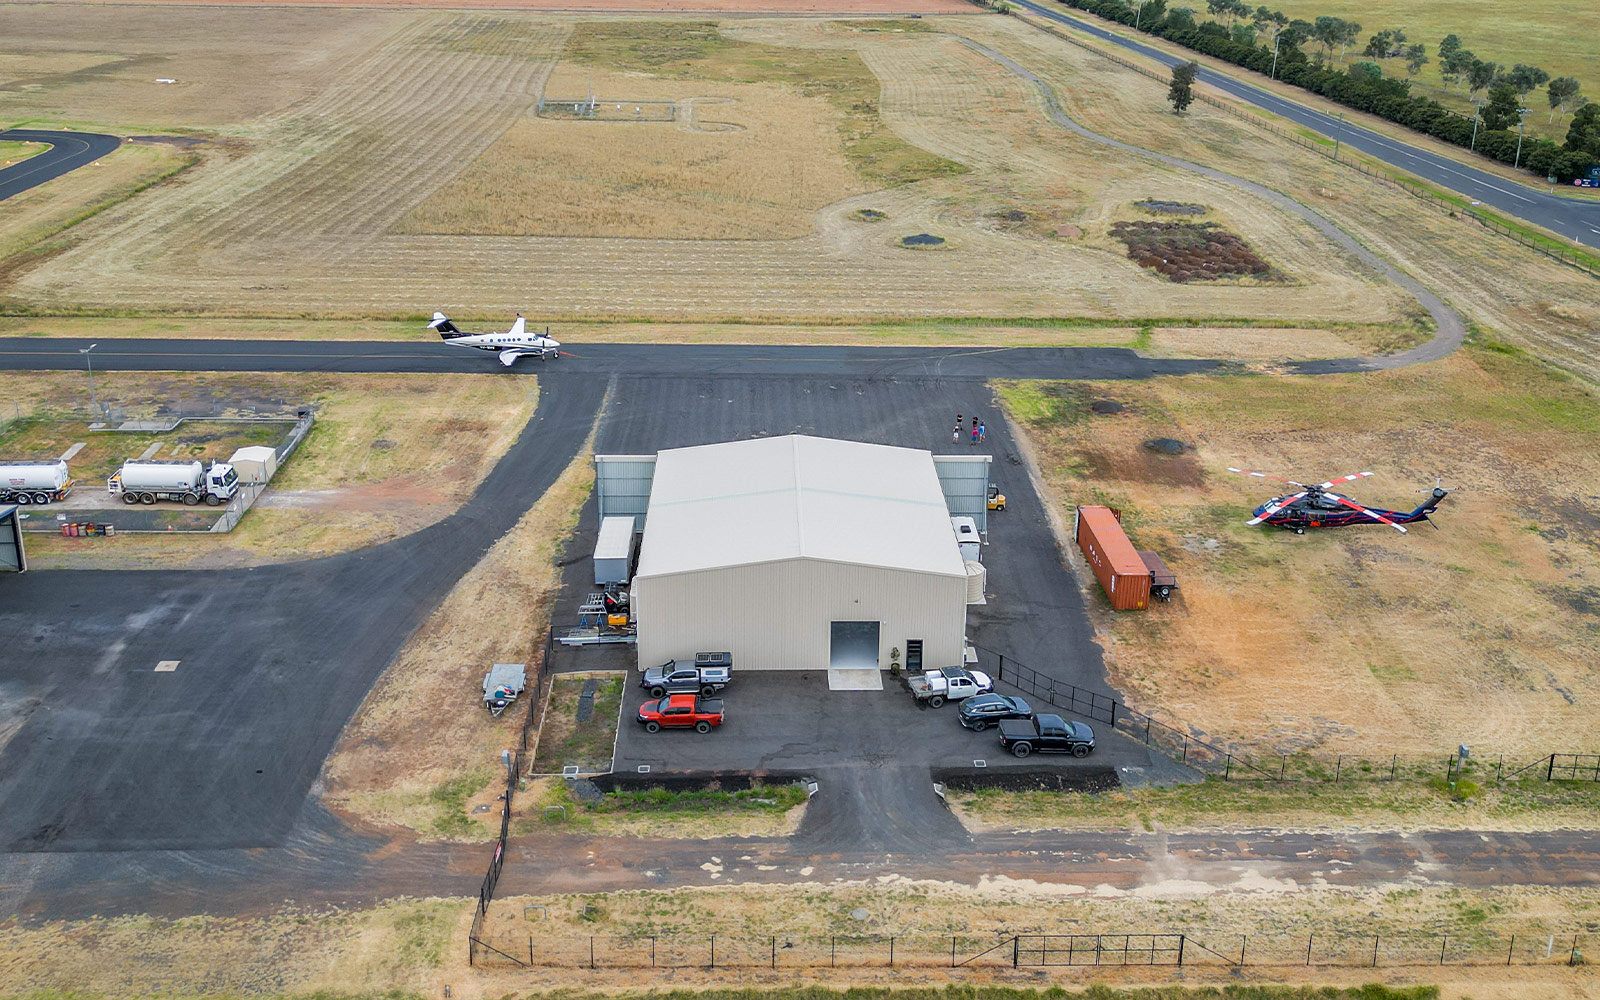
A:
428,311,466,339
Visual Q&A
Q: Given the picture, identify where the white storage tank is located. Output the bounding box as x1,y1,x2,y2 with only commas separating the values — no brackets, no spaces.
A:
118,460,205,492
964,560,987,604
951,516,982,563
594,515,638,585
0,460,71,502
229,445,278,484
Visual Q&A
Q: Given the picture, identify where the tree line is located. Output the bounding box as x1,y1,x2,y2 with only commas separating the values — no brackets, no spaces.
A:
1053,0,1599,182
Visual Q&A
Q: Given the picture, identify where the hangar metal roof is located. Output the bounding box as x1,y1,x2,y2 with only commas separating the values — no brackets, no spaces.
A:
635,435,965,580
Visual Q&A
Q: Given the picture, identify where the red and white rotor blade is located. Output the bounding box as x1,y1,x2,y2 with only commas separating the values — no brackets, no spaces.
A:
1329,494,1407,533
1228,467,1309,488
1319,471,1374,490
1247,491,1307,525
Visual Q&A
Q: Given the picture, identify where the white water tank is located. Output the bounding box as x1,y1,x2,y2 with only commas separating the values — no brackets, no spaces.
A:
964,560,987,604
0,460,69,491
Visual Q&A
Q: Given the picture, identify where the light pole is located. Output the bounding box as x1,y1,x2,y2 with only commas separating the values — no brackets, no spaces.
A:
79,343,100,420
1513,106,1530,168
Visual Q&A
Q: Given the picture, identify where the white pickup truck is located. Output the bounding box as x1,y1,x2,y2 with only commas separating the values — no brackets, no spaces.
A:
906,666,994,708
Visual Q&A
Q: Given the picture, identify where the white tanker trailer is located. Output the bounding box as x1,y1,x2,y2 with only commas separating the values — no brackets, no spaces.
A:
0,460,73,504
109,459,239,506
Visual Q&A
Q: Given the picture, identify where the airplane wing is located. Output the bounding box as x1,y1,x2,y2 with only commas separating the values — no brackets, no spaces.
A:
498,349,523,367
508,315,526,337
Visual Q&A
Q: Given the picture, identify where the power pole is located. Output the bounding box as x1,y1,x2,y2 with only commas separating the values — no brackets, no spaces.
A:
1513,107,1530,168
1270,33,1281,79
79,343,100,420
1469,98,1484,151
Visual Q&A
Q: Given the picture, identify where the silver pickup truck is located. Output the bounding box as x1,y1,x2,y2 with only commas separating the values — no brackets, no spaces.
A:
641,652,733,697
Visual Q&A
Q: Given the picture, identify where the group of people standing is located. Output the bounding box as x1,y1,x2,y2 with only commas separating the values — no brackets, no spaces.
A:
953,413,986,446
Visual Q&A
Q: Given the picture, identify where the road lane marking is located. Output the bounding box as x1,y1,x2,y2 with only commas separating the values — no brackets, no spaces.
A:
154,660,179,672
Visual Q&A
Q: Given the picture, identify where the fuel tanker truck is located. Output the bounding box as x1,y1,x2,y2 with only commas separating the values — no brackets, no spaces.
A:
0,460,74,504
109,459,239,506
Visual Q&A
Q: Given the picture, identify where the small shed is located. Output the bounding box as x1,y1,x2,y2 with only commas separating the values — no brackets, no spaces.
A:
229,445,279,485
1074,505,1150,610
594,515,638,586
0,504,25,572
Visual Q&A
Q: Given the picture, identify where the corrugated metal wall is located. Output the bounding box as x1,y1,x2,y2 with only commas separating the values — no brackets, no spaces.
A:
635,558,966,671
932,455,992,531
594,455,656,531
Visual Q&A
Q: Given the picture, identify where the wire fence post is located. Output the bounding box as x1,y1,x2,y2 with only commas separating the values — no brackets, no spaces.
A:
589,936,595,970
1336,754,1343,781
709,934,715,970
1240,935,1247,966
1390,754,1397,781
1306,933,1313,966
1013,935,1020,968
1508,934,1516,966
952,936,958,967
1177,935,1186,967
651,935,656,968
771,935,776,969
1440,934,1447,964
889,936,895,968
831,936,836,969
1372,934,1380,967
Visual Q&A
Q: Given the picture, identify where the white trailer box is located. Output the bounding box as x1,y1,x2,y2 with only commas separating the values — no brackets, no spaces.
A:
229,445,278,484
951,516,982,562
0,460,72,503
594,515,638,586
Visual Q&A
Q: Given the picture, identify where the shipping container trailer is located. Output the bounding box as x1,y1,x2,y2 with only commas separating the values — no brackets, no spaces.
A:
1074,505,1151,610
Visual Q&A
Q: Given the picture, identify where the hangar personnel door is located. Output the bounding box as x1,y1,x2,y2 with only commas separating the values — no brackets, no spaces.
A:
829,621,880,670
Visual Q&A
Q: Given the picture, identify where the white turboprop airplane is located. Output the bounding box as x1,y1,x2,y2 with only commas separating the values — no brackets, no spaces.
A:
427,312,562,367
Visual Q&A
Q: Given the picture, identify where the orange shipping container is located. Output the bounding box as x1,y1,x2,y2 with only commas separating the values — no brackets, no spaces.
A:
1075,505,1152,611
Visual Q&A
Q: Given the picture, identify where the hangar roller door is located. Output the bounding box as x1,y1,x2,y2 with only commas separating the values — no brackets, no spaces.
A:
829,620,880,670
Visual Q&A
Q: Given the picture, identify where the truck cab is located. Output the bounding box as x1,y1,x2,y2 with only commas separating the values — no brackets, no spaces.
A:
208,462,240,501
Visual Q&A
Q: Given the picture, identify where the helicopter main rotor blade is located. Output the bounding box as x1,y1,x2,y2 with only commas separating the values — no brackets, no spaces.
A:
1328,493,1407,533
1246,491,1307,525
1319,471,1374,490
1228,467,1309,489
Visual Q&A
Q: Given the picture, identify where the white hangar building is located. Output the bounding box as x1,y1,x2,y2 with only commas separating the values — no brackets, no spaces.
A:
604,435,988,675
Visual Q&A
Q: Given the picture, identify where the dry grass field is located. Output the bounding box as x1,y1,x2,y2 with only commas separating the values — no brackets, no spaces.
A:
323,440,592,839
0,9,1437,331
401,67,868,239
13,372,537,568
1000,341,1600,758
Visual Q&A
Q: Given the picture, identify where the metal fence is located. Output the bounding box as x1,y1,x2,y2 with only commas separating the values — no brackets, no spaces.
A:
977,643,1595,784
1013,12,1600,281
467,929,1590,971
467,627,556,967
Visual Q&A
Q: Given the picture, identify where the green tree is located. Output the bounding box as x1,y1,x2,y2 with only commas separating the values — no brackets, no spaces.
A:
1503,64,1550,96
1547,77,1582,122
1438,33,1462,60
1166,6,1197,30
1440,46,1475,89
1403,43,1428,76
1467,58,1499,97
1481,81,1521,131
1168,61,1198,113
1348,61,1382,84
1567,103,1600,158
1362,27,1404,60
1230,22,1255,45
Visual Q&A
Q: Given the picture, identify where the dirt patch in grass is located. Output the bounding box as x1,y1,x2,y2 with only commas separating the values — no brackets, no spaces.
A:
322,439,595,839
997,344,1600,757
1111,220,1284,283
12,372,536,568
529,673,626,774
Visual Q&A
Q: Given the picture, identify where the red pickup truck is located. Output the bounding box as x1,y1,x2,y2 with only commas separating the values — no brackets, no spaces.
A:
636,694,724,734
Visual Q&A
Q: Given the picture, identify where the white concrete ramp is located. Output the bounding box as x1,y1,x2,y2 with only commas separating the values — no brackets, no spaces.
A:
827,668,884,691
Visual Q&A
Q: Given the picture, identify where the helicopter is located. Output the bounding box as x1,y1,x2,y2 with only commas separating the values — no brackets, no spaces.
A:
1228,468,1451,534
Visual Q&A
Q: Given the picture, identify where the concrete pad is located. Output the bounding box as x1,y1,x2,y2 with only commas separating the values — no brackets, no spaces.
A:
827,668,883,691
137,442,162,460
154,660,179,672
117,420,180,432
59,442,86,461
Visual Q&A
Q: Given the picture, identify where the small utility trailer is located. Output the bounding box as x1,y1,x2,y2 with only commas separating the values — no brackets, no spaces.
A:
482,663,527,718
1137,550,1178,601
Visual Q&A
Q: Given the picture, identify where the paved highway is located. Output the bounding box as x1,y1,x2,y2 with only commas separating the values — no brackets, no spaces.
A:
0,129,121,202
1011,0,1600,251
